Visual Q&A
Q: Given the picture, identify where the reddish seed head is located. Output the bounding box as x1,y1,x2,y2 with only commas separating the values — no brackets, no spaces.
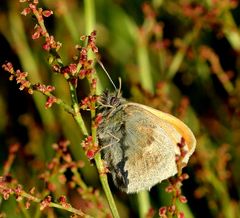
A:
45,96,57,108
159,207,167,216
21,7,31,16
40,196,52,210
168,205,176,213
95,113,103,126
178,211,185,218
165,185,174,193
42,10,53,17
86,150,95,159
25,201,31,209
58,195,70,208
179,195,188,203
2,62,14,73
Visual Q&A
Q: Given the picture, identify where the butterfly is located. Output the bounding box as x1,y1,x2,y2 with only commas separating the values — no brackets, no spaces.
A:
97,90,196,194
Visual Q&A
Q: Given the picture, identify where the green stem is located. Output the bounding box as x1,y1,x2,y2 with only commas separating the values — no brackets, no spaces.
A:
69,82,89,136
19,201,31,218
87,75,120,217
20,191,93,218
137,191,151,218
166,24,200,80
137,36,154,93
83,0,103,95
94,153,120,218
84,0,96,35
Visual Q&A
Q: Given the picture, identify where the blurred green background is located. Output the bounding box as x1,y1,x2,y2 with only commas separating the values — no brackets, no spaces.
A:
1,0,240,217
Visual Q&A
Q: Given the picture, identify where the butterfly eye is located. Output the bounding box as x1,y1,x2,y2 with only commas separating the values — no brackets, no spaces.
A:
110,96,120,106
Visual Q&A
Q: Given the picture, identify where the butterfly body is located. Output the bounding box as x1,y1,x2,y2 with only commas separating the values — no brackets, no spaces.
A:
97,91,196,193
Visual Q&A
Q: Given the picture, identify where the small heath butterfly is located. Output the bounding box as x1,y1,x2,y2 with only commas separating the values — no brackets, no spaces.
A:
97,90,196,193
95,63,196,193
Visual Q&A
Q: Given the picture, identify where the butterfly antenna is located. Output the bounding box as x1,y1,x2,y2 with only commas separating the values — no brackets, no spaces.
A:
97,60,117,91
117,77,122,98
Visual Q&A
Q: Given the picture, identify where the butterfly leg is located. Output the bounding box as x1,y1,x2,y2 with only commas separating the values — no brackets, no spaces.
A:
98,132,120,152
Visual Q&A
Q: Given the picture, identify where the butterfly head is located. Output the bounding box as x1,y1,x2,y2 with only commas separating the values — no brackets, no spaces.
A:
99,90,126,109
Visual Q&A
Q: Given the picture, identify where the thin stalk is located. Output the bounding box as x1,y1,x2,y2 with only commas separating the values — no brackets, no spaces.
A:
94,153,120,218
83,0,103,95
19,201,31,218
137,37,154,93
20,191,93,218
84,0,96,35
137,191,151,218
68,82,89,136
82,3,118,214
8,3,56,129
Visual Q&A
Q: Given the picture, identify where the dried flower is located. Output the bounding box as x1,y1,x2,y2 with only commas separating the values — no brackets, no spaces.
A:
40,196,52,210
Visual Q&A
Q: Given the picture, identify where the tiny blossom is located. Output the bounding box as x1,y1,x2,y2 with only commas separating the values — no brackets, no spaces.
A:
14,185,23,199
79,69,88,79
58,140,70,152
2,189,12,200
33,83,55,93
165,185,174,193
43,36,56,51
87,31,98,53
179,195,187,203
29,187,35,195
45,96,57,108
94,113,103,127
42,10,53,17
80,95,98,110
61,64,77,77
82,136,99,159
32,26,42,39
52,64,61,73
86,150,96,159
178,211,185,218
179,173,189,181
82,136,93,147
91,78,97,89
40,196,52,210
21,7,31,16
80,48,88,64
2,62,14,73
15,70,28,82
58,195,70,208
159,207,167,217
25,200,31,209
146,208,155,218
168,205,176,213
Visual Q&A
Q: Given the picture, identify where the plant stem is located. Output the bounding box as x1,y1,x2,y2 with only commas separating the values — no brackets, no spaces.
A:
21,191,93,218
94,153,120,218
84,0,96,35
137,36,154,93
69,82,89,136
137,190,151,218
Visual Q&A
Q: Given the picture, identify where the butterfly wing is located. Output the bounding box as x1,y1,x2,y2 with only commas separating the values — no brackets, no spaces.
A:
129,103,196,164
99,103,191,193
